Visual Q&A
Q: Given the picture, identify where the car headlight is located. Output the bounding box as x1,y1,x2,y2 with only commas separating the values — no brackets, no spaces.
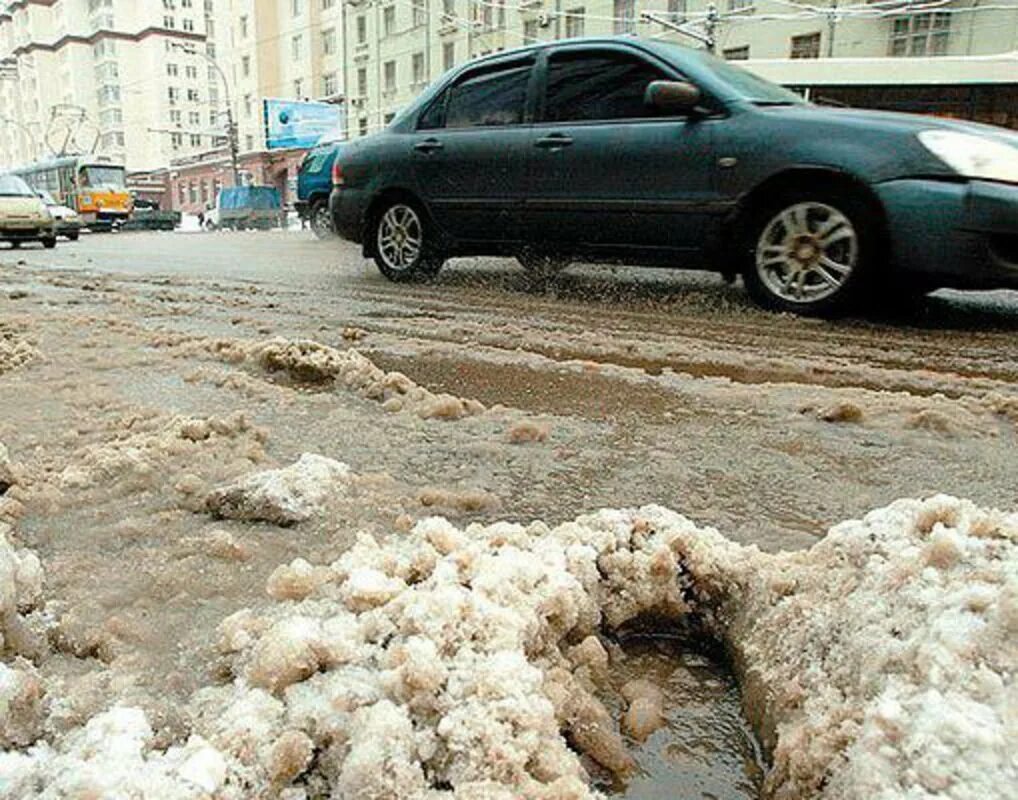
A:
918,130,1018,184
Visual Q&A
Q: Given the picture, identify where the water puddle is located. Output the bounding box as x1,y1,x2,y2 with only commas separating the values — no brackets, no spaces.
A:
597,626,764,799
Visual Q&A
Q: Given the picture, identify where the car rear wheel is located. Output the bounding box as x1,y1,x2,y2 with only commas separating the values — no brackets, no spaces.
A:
310,201,333,239
742,190,877,316
67,231,79,241
371,200,443,282
42,236,57,249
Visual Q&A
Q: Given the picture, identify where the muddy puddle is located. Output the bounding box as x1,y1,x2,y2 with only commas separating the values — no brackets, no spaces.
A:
599,627,764,799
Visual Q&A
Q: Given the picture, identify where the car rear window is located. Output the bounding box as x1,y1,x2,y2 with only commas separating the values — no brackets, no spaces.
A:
435,61,533,130
543,52,668,123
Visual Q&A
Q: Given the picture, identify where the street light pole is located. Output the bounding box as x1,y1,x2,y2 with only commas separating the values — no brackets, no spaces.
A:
170,41,240,187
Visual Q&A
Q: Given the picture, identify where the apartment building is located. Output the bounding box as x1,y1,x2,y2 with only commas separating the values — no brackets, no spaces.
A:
0,0,233,172
226,0,345,155
342,0,1018,137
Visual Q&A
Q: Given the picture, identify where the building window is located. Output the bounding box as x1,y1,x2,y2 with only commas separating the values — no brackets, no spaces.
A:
443,41,455,72
384,60,396,93
292,34,303,60
613,0,635,34
172,133,183,149
790,32,821,59
413,2,425,27
523,18,538,42
292,0,303,16
185,65,198,79
723,45,750,60
246,134,254,151
384,112,396,124
357,15,367,44
190,134,202,147
244,93,253,117
357,67,368,97
383,6,396,37
667,0,686,22
322,0,335,8
728,0,753,9
322,27,336,55
189,182,197,203
443,0,455,15
239,15,248,37
189,111,201,125
412,52,425,86
168,86,180,104
359,117,368,137
178,183,186,204
889,13,951,57
183,18,194,31
323,72,338,96
167,63,179,76
187,88,200,101
242,55,251,77
294,78,304,98
565,8,584,38
170,109,182,124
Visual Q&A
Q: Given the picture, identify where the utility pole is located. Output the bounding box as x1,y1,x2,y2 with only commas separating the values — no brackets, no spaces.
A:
643,2,721,53
827,0,839,58
170,41,240,188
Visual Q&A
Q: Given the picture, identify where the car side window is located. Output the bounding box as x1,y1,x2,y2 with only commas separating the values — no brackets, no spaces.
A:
436,61,532,129
543,52,670,123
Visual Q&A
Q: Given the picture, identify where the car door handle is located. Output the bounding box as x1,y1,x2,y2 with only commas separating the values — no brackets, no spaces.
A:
535,134,573,149
414,139,443,154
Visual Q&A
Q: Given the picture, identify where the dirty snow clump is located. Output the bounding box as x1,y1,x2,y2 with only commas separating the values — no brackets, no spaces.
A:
205,453,351,525
246,337,486,420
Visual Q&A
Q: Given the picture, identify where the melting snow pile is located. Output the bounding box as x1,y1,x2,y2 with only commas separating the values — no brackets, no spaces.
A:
216,337,488,421
1,495,1015,799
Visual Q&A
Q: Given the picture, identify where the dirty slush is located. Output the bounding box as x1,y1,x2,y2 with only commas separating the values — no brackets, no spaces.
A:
1,257,1016,799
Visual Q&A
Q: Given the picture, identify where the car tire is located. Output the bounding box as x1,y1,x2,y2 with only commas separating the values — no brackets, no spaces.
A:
67,232,79,242
370,198,444,282
310,201,334,240
517,250,570,281
741,188,880,316
42,237,57,249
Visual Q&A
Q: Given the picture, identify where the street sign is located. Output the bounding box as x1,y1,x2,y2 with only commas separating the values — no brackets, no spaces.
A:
263,99,344,150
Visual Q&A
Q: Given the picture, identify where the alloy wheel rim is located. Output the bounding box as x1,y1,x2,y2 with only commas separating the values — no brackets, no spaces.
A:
377,204,422,271
312,206,331,236
756,202,858,304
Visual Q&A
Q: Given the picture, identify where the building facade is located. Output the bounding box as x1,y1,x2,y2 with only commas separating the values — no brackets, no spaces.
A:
0,0,231,172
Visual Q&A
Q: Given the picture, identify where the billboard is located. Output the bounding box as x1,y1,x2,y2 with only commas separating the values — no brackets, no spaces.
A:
263,99,344,150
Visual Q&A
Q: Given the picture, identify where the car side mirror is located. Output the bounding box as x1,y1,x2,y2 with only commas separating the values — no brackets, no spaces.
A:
645,80,702,114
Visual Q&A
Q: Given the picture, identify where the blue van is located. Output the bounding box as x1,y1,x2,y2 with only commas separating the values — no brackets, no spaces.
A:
296,142,341,239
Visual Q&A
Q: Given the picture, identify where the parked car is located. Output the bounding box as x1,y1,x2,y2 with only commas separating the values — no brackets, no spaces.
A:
0,174,56,249
296,142,342,238
121,196,181,232
206,186,283,231
329,37,1018,315
36,190,82,241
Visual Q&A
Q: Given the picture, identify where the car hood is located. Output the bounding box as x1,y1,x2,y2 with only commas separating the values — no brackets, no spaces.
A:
48,204,78,219
764,104,1018,145
0,196,48,216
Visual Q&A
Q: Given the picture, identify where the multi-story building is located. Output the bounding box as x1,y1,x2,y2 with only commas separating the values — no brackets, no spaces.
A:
0,0,231,172
342,0,1018,137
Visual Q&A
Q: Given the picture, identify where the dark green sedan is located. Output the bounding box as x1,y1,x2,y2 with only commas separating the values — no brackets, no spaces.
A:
330,36,1018,315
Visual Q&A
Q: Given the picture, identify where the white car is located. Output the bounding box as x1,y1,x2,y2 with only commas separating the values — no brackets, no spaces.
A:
36,190,82,241
0,174,56,249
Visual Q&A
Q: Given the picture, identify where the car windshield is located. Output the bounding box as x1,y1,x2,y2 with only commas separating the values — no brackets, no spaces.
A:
83,165,126,190
656,44,807,106
0,174,34,197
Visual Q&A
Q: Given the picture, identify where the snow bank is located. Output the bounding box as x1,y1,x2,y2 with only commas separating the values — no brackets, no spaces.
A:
205,453,351,526
0,337,38,376
2,496,1015,799
0,522,43,656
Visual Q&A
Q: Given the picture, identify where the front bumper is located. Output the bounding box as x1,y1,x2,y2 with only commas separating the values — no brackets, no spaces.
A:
54,219,82,235
1,224,55,241
876,179,1018,290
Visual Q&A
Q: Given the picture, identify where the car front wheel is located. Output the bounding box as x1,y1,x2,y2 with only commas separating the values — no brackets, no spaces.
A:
42,236,57,249
742,190,877,315
371,200,443,282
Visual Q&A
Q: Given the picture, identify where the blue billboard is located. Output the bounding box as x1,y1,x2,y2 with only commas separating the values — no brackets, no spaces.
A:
263,98,345,150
